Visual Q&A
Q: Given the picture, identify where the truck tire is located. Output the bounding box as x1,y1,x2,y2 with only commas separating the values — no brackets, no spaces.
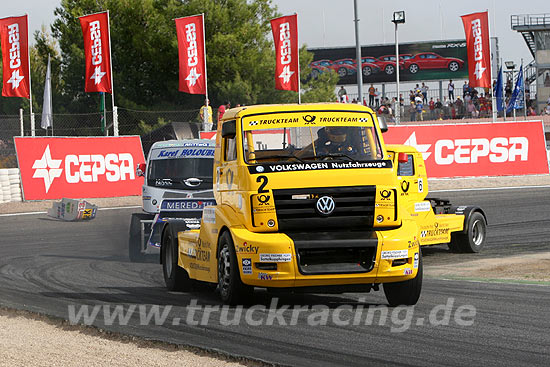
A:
451,211,487,253
162,225,191,291
217,231,253,304
128,213,152,262
383,251,423,306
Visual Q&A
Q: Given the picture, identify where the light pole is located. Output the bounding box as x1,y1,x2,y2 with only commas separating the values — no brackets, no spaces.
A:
353,0,363,104
392,11,405,125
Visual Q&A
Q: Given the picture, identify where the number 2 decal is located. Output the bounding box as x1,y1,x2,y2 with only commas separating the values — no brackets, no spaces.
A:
257,175,268,193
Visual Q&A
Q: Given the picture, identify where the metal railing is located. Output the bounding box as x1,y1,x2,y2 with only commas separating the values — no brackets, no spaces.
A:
511,14,550,28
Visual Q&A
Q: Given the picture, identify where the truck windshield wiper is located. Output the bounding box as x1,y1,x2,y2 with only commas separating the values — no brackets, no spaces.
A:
302,152,355,161
256,153,306,163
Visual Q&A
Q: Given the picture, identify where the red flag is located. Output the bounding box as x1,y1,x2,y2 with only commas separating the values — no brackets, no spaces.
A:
175,15,206,94
271,15,299,92
0,15,30,98
461,11,492,88
79,12,112,93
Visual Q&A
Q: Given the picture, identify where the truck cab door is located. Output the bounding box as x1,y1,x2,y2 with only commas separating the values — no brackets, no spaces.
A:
216,120,241,210
396,152,429,217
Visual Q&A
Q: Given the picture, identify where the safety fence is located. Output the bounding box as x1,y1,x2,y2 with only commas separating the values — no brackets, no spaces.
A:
0,108,202,169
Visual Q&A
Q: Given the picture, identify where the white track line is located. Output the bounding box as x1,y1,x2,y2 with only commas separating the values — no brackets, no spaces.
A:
0,205,141,217
431,185,550,193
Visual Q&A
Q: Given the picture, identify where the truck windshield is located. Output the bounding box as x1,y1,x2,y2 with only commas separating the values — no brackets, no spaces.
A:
147,158,213,190
243,125,383,164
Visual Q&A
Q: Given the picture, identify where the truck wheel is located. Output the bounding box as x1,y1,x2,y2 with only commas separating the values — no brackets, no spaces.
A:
383,251,423,306
162,225,191,291
217,231,253,304
453,212,487,253
128,213,152,262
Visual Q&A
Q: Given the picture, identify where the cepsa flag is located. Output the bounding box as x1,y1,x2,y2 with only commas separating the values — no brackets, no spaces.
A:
271,14,299,92
461,11,491,88
79,12,112,93
14,137,145,200
175,15,206,94
383,122,549,178
0,15,30,98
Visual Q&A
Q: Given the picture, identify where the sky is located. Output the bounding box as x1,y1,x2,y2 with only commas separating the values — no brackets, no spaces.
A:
1,0,547,84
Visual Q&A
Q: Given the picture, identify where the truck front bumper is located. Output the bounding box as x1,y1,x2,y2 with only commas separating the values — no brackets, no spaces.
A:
230,220,420,288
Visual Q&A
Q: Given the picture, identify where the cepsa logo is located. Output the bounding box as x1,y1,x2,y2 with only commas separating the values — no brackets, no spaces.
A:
88,20,106,85
184,22,201,86
278,22,294,84
7,23,24,90
15,137,145,200
435,137,528,165
33,145,135,193
471,18,486,80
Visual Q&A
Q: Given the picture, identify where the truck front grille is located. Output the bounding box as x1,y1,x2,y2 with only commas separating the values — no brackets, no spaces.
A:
272,186,376,232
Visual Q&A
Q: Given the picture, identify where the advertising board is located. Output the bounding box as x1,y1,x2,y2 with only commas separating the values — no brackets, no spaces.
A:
14,136,145,200
308,39,468,84
383,121,549,178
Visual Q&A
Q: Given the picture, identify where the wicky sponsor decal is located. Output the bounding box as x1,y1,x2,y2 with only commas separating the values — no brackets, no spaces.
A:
236,242,259,254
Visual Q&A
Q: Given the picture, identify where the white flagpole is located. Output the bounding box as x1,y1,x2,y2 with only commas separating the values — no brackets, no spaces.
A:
201,13,211,130
106,10,117,136
26,14,35,136
522,59,527,117
296,13,301,104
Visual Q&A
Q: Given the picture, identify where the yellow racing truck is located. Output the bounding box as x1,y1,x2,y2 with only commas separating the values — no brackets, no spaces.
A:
160,103,486,305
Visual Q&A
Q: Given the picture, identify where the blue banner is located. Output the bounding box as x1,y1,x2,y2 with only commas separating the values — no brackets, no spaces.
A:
495,67,504,112
506,65,524,113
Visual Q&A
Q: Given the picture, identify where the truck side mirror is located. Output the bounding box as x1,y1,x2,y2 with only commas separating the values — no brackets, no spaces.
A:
398,152,409,163
136,163,146,177
221,120,236,139
377,116,388,133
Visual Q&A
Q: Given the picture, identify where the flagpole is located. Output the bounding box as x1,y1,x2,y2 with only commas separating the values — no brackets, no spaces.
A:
522,59,527,117
501,58,506,121
201,13,211,130
107,10,117,136
25,14,35,136
296,13,301,104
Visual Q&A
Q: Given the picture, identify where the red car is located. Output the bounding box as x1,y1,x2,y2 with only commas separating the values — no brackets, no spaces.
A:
309,59,333,78
403,52,464,74
329,58,359,77
362,56,404,76
358,57,382,77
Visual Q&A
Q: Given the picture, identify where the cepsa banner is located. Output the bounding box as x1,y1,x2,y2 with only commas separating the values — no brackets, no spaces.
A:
14,137,145,200
383,121,549,178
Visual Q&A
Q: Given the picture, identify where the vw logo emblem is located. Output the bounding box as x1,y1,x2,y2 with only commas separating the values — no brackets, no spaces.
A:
316,196,335,216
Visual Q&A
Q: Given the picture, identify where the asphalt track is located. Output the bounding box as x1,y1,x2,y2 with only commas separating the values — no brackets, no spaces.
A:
1,187,549,366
